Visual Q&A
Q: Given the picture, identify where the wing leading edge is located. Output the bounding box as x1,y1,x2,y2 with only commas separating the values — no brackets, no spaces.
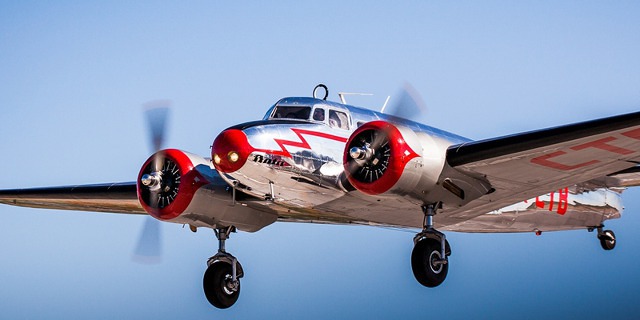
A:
0,182,145,214
444,110,640,221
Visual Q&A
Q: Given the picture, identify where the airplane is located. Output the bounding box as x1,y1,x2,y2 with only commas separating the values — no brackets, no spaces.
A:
1,84,639,309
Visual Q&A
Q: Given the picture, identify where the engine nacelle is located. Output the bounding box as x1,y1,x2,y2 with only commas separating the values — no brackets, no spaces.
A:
137,149,277,232
137,149,210,221
343,121,447,200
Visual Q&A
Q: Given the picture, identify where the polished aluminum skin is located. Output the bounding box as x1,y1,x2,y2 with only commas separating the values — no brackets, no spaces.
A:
210,97,628,233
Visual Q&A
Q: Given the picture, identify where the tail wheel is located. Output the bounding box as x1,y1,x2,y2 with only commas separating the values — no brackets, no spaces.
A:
599,229,616,251
411,238,448,287
203,262,240,309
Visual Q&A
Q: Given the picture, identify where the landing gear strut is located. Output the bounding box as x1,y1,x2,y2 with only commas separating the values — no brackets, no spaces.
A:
411,203,451,287
589,225,616,251
203,226,244,309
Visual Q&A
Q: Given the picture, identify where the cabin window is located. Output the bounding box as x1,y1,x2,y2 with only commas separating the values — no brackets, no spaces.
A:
312,108,325,122
271,106,311,120
328,110,349,130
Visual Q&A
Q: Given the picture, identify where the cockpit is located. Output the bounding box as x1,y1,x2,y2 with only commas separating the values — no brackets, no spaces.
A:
270,106,311,120
266,99,351,130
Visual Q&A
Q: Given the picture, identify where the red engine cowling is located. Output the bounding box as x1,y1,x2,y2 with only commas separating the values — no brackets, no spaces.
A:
137,149,209,221
343,121,446,199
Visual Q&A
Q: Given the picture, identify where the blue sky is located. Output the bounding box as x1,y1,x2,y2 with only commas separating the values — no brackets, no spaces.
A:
1,1,640,318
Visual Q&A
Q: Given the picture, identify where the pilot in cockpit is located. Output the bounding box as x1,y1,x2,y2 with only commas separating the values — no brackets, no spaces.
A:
313,108,325,122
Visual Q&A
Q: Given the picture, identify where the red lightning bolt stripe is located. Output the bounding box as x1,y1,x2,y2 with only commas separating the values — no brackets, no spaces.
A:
254,128,348,158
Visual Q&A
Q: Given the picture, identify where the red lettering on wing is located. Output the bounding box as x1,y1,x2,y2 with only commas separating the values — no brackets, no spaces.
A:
621,127,640,140
531,151,599,170
557,187,568,215
571,136,634,155
531,129,640,171
535,196,544,208
528,187,569,215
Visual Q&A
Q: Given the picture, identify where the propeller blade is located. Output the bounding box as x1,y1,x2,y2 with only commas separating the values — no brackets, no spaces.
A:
385,82,427,120
144,100,171,152
132,100,171,264
132,217,162,264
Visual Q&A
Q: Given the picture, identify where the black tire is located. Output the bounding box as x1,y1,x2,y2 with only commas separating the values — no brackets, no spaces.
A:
599,230,616,251
203,262,240,309
411,238,448,287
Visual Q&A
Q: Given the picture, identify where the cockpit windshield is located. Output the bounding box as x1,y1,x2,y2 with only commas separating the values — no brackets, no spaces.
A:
266,100,351,130
271,106,311,120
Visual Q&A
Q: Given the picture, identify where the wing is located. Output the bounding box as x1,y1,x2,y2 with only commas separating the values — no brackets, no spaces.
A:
0,182,145,214
444,110,640,221
575,166,640,191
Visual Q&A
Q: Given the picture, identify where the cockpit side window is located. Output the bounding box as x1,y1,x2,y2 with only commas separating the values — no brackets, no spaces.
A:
271,106,311,120
312,108,325,122
328,110,349,130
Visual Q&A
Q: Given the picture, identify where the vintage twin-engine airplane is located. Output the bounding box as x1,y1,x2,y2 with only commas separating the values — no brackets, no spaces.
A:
2,84,640,309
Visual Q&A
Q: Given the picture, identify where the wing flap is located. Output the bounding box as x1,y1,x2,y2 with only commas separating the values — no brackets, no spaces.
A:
606,166,640,187
575,166,640,191
0,182,146,214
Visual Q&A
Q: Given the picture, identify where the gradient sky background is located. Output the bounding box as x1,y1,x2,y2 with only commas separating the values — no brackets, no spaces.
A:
1,1,640,319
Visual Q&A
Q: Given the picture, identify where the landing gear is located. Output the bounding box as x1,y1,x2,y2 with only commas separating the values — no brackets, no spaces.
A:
589,225,616,251
203,226,244,309
411,203,451,287
599,230,616,250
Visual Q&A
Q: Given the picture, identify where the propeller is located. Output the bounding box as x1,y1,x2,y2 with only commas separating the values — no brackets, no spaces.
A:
133,100,171,264
384,82,428,120
345,125,392,185
133,218,162,263
145,104,170,152
352,82,426,168
345,83,426,187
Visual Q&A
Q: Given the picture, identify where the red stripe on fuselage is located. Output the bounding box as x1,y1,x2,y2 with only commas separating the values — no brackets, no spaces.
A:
255,128,348,158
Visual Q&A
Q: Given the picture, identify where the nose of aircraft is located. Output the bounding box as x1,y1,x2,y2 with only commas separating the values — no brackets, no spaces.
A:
211,129,253,173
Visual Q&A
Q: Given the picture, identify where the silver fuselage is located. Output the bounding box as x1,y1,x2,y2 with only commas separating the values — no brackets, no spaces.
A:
210,97,622,233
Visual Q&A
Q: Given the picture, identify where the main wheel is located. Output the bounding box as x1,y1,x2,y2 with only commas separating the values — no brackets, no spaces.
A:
599,230,616,251
203,262,240,309
411,238,448,287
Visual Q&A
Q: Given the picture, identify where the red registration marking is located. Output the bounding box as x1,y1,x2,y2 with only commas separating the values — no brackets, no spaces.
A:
621,127,640,139
531,151,598,170
531,128,640,170
571,136,634,155
528,187,569,215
